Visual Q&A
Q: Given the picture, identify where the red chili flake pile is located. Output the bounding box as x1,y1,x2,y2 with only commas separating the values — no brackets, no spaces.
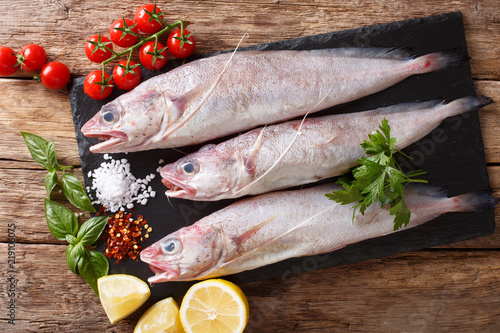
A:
96,207,152,264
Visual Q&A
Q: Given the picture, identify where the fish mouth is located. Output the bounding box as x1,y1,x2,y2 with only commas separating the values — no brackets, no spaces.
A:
147,263,181,283
160,172,196,198
81,116,129,153
83,131,129,153
86,132,128,153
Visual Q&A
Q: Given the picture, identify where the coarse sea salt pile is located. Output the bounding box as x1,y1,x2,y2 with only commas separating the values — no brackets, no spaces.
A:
86,154,156,212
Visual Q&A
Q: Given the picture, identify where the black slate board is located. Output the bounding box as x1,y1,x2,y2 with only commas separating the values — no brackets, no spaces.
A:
69,12,495,301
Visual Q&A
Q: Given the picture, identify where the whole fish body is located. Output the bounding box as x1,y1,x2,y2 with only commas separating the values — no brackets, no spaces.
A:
160,96,492,200
141,183,497,283
81,48,462,153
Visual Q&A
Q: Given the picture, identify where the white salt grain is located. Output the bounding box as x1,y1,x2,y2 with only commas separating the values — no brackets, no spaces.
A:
87,156,157,212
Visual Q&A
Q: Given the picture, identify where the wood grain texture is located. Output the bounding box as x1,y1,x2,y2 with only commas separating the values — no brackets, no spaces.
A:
1,244,499,332
0,0,499,79
0,79,80,167
1,0,499,332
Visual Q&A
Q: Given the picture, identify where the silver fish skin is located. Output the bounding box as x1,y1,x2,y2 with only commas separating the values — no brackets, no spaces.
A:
81,48,461,153
160,96,492,200
141,183,497,283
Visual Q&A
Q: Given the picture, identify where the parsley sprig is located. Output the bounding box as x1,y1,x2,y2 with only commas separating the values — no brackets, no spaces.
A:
325,118,427,230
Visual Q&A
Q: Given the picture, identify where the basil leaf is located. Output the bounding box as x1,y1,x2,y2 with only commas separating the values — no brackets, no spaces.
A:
45,171,58,199
46,140,61,171
78,250,109,296
44,198,78,241
66,234,78,245
77,216,109,246
21,131,50,170
66,243,85,274
61,174,96,212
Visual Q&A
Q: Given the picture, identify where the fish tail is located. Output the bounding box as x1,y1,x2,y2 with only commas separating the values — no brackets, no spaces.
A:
406,185,499,213
449,191,500,213
444,95,494,117
412,49,468,74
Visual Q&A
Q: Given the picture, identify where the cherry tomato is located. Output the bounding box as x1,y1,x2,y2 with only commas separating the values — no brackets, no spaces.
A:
139,41,167,70
85,34,114,63
134,4,165,34
110,18,139,48
18,44,46,72
167,29,196,58
113,60,141,90
84,70,113,100
40,61,71,90
0,46,18,76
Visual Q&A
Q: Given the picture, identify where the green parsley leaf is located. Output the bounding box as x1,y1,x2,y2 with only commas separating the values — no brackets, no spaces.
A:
326,117,427,230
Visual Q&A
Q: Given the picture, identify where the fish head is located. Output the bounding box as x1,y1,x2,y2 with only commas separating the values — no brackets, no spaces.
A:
81,87,177,153
141,224,224,283
160,144,245,200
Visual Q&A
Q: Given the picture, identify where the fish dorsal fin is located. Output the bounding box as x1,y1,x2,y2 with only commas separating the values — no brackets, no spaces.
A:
160,33,249,140
221,204,336,269
244,126,266,177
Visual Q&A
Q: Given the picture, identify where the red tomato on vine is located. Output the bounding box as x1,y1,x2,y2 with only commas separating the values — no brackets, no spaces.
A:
167,29,196,58
85,34,114,63
134,4,165,34
139,41,168,70
110,18,139,48
113,60,141,90
40,61,71,90
0,46,18,76
84,70,113,100
18,44,47,72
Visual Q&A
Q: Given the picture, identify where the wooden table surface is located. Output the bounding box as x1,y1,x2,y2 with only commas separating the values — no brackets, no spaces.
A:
1,1,500,332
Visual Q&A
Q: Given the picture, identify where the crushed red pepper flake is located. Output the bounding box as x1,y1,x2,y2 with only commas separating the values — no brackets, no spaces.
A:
96,206,152,264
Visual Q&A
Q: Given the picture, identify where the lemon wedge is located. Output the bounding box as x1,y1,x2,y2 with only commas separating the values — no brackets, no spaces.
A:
134,297,185,333
98,274,151,324
179,279,249,333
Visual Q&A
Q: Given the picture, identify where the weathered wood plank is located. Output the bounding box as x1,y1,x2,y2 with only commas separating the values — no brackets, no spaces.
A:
0,167,89,245
0,79,80,167
476,81,500,164
0,0,498,79
1,244,499,332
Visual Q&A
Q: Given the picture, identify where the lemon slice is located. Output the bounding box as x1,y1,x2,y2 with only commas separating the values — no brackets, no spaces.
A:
134,297,185,333
179,279,249,333
98,274,151,324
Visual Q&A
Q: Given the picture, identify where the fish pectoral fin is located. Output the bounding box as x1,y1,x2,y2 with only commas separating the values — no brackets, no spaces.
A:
244,126,266,176
230,214,278,247
159,81,220,140
170,84,211,116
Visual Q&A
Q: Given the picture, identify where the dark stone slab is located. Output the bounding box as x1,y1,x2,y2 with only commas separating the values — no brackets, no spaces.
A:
68,12,495,301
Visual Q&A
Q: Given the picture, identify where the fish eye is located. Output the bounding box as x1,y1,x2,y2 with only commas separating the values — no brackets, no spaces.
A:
181,160,199,175
160,237,182,255
100,108,118,124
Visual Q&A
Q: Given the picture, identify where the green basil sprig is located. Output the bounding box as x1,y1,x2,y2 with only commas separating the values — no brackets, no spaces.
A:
22,131,108,296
